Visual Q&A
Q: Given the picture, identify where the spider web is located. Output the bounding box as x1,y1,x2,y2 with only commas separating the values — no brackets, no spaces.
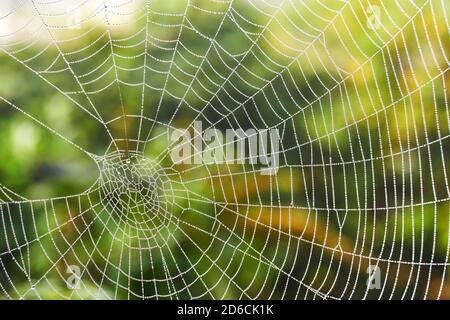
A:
0,0,449,299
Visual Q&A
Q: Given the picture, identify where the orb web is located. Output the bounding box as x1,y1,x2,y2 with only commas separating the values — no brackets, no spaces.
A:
0,0,449,300
96,151,179,249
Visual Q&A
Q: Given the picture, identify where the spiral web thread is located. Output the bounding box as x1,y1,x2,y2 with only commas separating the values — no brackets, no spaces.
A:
0,0,449,299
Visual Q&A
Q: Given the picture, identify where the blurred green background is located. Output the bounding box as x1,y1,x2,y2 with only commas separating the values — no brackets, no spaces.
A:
0,0,449,299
